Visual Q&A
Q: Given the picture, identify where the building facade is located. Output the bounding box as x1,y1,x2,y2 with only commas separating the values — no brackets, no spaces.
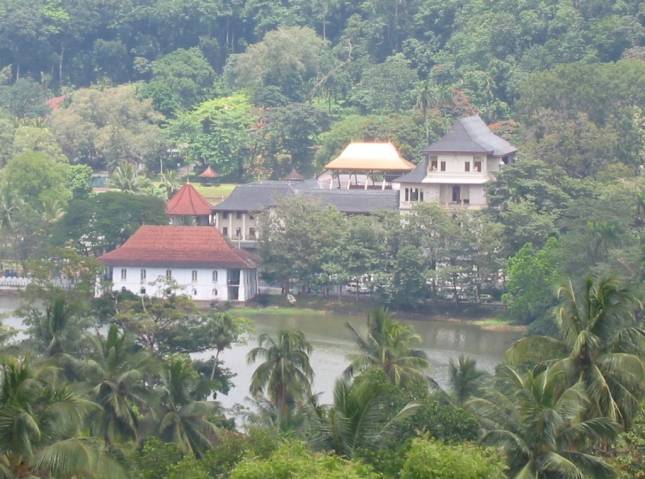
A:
99,225,258,301
396,115,516,210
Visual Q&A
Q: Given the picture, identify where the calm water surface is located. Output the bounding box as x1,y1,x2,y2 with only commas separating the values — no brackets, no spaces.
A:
0,295,522,411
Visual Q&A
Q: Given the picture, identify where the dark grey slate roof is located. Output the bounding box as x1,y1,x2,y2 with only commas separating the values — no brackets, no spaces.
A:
213,179,320,212
424,115,517,157
304,190,399,213
213,180,399,214
213,182,295,212
394,158,428,184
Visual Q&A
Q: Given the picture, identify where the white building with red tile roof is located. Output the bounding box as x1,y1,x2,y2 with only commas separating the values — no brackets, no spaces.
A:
99,225,258,301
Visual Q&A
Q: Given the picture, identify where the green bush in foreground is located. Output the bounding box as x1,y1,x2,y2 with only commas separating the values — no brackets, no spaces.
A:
400,438,506,479
230,441,378,479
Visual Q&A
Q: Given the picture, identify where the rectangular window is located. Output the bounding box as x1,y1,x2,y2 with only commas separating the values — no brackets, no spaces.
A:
191,270,198,282
420,190,424,202
222,227,228,237
212,270,218,282
474,160,482,172
404,188,409,201
140,269,146,282
235,227,242,239
430,159,438,171
464,162,470,172
166,269,172,280
440,161,446,172
249,227,256,239
452,185,461,203
120,268,127,280
410,188,419,201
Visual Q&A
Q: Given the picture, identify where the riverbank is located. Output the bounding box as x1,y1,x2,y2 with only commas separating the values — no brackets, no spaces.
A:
226,294,525,333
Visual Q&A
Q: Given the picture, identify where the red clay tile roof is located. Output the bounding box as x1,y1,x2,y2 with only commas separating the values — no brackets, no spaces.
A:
199,166,219,178
284,168,304,181
166,183,212,216
99,225,258,269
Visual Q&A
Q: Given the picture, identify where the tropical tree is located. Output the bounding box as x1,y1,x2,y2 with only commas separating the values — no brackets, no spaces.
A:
345,309,430,386
110,164,142,193
305,374,419,457
83,325,151,445
0,356,122,478
506,276,645,428
468,365,619,479
449,355,487,405
247,330,314,428
157,355,219,456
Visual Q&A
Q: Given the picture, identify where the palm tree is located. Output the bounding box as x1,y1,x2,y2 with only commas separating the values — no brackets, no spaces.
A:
506,276,645,428
0,356,123,478
159,171,181,199
305,376,419,457
345,308,430,386
157,355,219,456
247,330,314,428
468,365,619,479
83,325,150,445
449,354,487,404
110,164,141,193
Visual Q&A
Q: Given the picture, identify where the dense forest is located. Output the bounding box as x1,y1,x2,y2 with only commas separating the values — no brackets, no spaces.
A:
0,0,644,478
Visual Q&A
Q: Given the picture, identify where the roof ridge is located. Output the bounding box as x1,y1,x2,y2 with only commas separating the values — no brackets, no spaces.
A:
457,117,486,150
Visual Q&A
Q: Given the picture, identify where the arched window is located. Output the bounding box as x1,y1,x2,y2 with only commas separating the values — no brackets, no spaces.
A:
120,268,127,280
211,288,218,297
192,289,198,296
166,269,172,279
191,270,198,282
212,270,218,282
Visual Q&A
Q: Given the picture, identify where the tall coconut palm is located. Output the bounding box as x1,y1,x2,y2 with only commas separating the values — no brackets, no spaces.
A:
0,356,123,478
468,365,619,479
345,308,430,386
449,355,487,404
506,276,644,428
305,376,419,457
83,325,150,445
247,330,314,428
157,355,219,456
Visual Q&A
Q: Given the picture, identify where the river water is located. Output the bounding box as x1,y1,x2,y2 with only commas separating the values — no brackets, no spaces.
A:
0,295,522,411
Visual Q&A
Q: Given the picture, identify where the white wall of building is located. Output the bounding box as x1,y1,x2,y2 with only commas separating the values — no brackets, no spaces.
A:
108,266,258,302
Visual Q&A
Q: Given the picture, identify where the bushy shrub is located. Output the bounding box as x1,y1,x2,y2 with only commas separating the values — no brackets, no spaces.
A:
400,438,506,479
230,441,377,479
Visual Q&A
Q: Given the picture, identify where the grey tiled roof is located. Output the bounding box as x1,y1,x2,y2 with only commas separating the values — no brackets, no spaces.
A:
394,158,428,184
213,181,296,212
424,115,517,157
305,189,400,213
213,180,399,213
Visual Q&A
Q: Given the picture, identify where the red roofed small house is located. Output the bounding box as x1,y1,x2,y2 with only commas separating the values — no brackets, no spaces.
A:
165,183,212,225
99,225,258,301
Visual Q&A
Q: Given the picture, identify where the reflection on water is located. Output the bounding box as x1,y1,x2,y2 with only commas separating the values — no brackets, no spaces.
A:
0,295,522,411
197,311,523,410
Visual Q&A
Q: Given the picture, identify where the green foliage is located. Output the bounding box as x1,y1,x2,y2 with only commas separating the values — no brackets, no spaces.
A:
52,191,167,255
502,238,560,325
230,441,377,479
0,78,49,118
345,308,430,386
506,276,645,429
50,85,166,170
225,26,332,102
130,438,183,479
409,398,479,444
168,93,257,178
140,48,217,116
400,438,506,479
401,439,506,479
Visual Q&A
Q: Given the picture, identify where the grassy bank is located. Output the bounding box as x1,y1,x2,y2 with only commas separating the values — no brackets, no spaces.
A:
230,294,521,331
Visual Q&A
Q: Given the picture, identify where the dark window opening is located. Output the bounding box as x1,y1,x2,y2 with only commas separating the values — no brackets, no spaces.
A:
222,227,228,237
452,185,461,202
440,161,446,172
464,162,470,172
474,161,482,172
